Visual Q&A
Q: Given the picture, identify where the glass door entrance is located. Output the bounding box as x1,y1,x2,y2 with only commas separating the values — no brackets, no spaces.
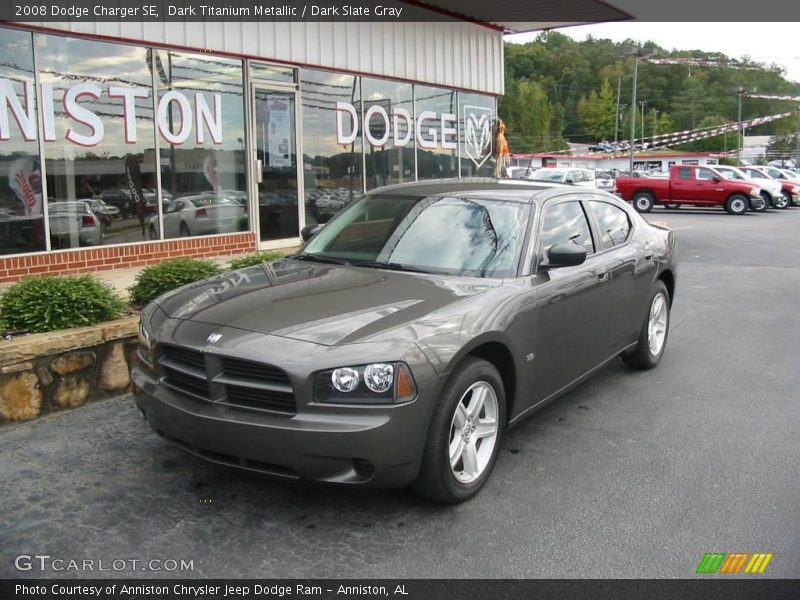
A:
252,87,300,244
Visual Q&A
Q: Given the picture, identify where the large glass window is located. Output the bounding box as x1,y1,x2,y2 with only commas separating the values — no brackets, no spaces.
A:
37,35,158,248
361,78,415,190
588,201,631,250
154,50,247,239
415,85,458,181
0,29,44,255
300,69,363,226
459,92,496,178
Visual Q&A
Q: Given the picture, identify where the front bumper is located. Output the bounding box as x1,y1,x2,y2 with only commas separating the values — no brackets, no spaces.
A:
749,195,766,210
132,332,440,488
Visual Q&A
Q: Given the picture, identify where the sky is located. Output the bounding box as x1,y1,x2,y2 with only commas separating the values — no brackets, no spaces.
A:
507,23,800,85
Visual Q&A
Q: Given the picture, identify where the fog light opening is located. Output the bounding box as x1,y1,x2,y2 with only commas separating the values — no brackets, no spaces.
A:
352,458,375,480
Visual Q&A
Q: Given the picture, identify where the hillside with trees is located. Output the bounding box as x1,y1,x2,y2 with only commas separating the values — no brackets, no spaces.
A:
500,32,800,155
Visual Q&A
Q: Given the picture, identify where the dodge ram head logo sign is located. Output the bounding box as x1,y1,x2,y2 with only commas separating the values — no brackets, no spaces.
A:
464,105,493,168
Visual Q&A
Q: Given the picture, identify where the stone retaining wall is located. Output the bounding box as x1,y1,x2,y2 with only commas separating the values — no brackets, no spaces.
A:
0,316,139,423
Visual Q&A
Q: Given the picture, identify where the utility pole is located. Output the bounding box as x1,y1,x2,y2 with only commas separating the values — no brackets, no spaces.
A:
625,46,647,173
737,87,744,164
652,109,659,138
614,77,622,144
640,100,647,143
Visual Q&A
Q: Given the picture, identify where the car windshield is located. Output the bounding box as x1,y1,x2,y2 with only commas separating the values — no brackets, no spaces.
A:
300,194,529,278
717,168,745,180
529,169,566,182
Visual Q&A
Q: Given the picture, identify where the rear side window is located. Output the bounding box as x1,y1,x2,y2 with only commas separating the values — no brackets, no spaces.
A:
588,201,631,250
540,201,595,254
678,167,691,180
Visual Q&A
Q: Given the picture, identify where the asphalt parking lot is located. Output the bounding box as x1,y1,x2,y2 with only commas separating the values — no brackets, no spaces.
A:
1,206,799,579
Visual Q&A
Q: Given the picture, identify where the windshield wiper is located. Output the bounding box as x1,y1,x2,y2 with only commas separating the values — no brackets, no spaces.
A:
292,253,351,265
351,260,435,274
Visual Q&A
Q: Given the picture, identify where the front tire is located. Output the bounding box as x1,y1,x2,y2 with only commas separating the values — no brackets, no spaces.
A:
623,281,670,370
774,192,790,209
633,192,655,213
413,357,506,503
724,194,748,215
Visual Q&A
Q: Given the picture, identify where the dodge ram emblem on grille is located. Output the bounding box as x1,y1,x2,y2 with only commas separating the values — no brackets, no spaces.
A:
206,332,223,344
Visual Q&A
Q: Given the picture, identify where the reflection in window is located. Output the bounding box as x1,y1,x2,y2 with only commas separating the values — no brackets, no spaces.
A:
415,85,458,181
459,93,496,178
0,28,45,255
37,34,158,248
304,195,527,278
362,78,415,190
588,201,631,250
300,69,363,226
154,50,247,239
540,201,594,254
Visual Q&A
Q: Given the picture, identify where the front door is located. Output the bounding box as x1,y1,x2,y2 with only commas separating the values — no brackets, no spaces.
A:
252,87,301,245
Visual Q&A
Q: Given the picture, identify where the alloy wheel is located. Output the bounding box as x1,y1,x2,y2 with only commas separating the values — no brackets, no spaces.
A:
647,292,669,356
448,381,499,484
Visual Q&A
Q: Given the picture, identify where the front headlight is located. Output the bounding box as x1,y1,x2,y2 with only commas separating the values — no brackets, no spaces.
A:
791,186,800,194
315,362,417,405
750,187,762,198
137,317,156,372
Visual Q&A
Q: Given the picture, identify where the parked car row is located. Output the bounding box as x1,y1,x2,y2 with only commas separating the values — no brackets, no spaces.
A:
614,164,800,215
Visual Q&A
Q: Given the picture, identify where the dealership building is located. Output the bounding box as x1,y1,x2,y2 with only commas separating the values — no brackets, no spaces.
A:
0,2,629,282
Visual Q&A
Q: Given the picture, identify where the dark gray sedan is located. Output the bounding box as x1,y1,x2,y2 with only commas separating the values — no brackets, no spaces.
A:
133,179,677,503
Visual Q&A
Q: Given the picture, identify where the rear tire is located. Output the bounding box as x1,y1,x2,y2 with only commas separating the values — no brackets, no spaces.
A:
412,357,506,503
633,192,655,213
179,222,191,237
724,194,748,215
623,280,670,370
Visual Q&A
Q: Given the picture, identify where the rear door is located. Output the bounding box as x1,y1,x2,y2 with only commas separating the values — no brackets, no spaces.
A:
584,198,655,352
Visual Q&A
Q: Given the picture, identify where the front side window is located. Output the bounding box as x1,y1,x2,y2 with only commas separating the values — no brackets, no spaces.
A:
588,201,631,250
302,195,528,277
696,168,716,181
540,200,594,254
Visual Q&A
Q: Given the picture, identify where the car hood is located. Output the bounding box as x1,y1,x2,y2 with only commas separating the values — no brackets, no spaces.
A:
154,258,500,346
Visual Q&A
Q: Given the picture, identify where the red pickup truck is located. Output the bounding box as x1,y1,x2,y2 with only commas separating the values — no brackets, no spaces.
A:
615,165,763,215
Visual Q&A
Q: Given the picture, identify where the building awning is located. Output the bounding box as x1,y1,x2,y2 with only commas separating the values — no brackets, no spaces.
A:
414,0,631,33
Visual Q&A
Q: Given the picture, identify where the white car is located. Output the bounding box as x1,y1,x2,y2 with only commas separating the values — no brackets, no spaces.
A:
527,167,597,187
739,166,791,209
149,195,247,239
49,201,104,247
715,166,782,212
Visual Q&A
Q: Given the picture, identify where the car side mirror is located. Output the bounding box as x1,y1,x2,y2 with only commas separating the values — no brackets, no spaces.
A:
565,177,575,184
712,176,721,182
301,224,323,242
544,243,587,268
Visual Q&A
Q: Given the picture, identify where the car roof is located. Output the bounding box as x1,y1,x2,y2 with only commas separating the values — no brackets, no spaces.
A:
369,178,579,204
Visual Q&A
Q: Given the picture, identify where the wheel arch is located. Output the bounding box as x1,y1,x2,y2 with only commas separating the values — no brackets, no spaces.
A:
657,268,675,306
445,337,518,425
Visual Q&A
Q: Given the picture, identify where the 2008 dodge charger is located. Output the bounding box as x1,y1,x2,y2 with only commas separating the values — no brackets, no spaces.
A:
133,178,677,503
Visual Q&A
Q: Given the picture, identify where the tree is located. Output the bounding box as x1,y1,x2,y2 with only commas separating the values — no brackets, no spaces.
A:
577,78,617,141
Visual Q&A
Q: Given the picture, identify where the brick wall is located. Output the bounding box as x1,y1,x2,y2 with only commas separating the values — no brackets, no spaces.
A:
0,233,257,283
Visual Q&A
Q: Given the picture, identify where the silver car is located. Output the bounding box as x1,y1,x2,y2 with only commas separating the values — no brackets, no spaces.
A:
48,201,104,247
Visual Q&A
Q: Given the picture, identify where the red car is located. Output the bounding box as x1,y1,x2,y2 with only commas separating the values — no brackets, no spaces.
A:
741,166,800,207
615,165,764,215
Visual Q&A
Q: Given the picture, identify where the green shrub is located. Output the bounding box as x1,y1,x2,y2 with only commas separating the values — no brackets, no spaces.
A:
228,251,284,270
128,258,223,306
0,275,125,333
